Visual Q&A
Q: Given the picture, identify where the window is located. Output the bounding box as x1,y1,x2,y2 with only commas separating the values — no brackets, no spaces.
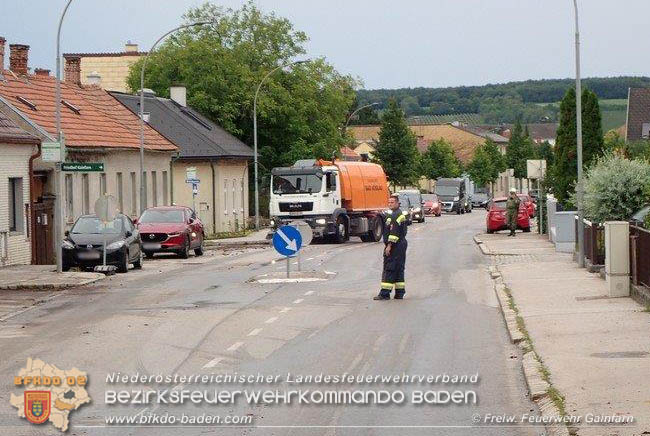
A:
100,173,107,195
151,171,158,207
8,178,24,233
232,179,236,212
65,174,73,220
130,172,137,215
82,174,89,214
142,172,148,208
116,172,123,212
162,171,168,206
223,179,228,215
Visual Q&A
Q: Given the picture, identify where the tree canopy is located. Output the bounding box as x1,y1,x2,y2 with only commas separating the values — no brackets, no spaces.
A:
467,139,506,189
419,139,463,181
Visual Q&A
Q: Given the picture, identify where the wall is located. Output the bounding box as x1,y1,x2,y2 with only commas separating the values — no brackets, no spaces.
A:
79,55,142,93
0,143,34,265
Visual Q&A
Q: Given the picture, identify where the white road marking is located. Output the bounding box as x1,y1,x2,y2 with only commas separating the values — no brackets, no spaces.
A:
279,307,292,313
293,298,304,304
265,317,278,324
304,290,314,296
227,341,244,351
306,257,314,261
248,328,263,336
203,357,223,368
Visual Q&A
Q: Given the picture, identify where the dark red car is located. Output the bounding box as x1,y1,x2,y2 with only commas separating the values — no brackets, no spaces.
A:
486,197,531,234
517,193,536,218
136,206,205,258
422,194,442,217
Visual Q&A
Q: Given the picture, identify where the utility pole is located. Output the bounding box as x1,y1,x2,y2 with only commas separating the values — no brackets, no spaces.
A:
573,0,585,267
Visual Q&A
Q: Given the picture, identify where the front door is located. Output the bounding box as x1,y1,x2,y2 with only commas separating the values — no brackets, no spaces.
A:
33,201,54,265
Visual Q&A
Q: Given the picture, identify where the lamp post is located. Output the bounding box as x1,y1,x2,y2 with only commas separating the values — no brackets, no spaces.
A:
573,0,585,267
54,0,74,273
139,21,213,215
344,102,379,131
253,59,308,230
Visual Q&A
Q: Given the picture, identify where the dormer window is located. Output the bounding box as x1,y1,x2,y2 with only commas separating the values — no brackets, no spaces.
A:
62,100,81,115
16,96,37,111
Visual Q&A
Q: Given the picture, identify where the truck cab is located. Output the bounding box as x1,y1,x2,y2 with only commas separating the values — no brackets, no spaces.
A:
435,178,471,214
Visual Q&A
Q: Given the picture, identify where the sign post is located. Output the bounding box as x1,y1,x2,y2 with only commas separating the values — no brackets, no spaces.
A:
272,225,303,278
290,221,313,272
94,194,117,274
527,159,547,234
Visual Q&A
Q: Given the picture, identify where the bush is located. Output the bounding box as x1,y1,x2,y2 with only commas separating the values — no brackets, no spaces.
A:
578,154,650,223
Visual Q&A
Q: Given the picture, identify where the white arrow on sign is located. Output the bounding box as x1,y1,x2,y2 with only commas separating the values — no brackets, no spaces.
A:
276,228,298,252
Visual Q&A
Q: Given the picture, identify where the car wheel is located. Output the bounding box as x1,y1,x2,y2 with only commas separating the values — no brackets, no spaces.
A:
334,216,348,244
62,263,71,272
194,236,204,256
144,251,154,259
179,237,190,258
487,229,494,234
117,250,129,273
133,252,143,269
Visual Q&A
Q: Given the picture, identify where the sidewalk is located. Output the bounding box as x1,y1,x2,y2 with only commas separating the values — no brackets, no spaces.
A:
0,264,104,290
476,232,650,435
204,228,271,248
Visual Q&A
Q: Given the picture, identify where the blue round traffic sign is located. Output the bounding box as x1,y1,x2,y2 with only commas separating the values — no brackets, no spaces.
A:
272,225,302,257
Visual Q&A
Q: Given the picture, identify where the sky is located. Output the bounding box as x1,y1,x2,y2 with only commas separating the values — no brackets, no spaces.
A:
2,0,649,90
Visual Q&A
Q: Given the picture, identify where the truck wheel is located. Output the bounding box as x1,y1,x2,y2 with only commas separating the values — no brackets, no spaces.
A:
361,217,383,242
334,216,348,244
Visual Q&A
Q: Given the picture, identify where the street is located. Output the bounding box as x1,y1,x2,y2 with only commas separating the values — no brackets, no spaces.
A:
0,211,540,436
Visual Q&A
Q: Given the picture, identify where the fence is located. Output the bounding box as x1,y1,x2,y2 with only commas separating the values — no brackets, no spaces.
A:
630,225,650,288
574,217,605,266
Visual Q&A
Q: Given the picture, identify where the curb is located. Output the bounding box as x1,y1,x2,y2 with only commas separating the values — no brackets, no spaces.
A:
0,275,104,291
205,240,270,248
473,235,493,255
487,266,570,436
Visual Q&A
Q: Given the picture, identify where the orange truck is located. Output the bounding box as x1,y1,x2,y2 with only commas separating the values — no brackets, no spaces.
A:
269,159,389,243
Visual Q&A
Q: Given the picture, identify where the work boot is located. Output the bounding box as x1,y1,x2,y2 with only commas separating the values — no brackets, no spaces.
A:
394,292,405,300
373,294,390,301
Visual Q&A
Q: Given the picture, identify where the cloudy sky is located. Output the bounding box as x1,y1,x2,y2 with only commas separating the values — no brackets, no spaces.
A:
3,1,648,89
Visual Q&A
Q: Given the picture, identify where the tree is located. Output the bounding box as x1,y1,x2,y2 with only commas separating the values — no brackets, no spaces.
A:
467,139,505,190
506,119,534,185
126,1,357,173
552,87,605,207
419,138,462,181
535,141,554,168
374,99,419,187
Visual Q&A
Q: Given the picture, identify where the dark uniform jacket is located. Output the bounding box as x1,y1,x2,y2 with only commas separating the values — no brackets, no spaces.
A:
383,209,408,247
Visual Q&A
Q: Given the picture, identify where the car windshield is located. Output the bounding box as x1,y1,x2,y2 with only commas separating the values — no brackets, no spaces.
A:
398,196,411,208
473,193,488,200
491,201,507,210
422,194,438,202
435,185,459,196
71,216,123,234
406,194,421,205
273,174,322,194
140,209,185,223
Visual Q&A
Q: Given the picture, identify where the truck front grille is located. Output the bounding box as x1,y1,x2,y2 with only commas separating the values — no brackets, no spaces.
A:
279,202,314,212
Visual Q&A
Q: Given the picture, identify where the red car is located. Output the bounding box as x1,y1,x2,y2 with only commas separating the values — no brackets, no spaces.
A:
136,206,205,258
422,194,442,216
486,197,531,234
517,193,537,218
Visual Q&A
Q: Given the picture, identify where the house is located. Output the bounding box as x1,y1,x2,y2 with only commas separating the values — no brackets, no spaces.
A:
0,39,177,264
353,140,376,160
625,88,650,142
111,87,254,233
0,108,40,266
485,123,558,146
63,42,146,93
340,146,361,161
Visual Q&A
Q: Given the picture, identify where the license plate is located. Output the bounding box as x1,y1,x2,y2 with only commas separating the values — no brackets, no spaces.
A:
78,251,100,260
143,243,161,250
289,212,302,216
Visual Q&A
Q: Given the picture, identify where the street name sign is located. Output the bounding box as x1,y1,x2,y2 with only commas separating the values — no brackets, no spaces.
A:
62,163,104,172
273,225,302,257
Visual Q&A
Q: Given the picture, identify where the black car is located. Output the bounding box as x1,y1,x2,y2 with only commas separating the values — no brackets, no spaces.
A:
471,192,490,208
62,214,142,273
398,190,425,223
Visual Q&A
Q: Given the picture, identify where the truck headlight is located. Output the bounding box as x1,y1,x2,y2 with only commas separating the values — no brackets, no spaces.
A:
270,219,276,227
413,207,421,213
106,240,125,250
315,218,326,225
453,196,460,201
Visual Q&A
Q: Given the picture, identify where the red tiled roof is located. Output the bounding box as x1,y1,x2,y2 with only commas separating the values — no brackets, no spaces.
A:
0,111,39,145
0,70,176,151
340,146,361,159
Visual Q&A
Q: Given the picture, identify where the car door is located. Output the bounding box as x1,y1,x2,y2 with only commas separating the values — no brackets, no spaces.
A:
186,208,201,249
122,215,140,261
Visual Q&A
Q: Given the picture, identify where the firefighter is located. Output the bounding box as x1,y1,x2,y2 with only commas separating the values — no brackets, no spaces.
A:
506,188,521,237
374,194,408,300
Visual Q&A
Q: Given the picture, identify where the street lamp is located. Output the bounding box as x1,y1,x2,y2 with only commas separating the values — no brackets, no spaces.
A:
573,0,585,267
345,102,379,131
139,21,214,215
252,59,309,230
54,0,74,273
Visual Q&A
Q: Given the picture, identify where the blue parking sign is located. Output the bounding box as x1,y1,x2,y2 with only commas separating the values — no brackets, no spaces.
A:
272,225,302,257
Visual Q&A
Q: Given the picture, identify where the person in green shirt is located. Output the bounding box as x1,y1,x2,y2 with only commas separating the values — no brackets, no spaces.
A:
506,188,521,237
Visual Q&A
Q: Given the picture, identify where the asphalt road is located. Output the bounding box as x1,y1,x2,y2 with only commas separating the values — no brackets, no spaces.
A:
0,211,541,436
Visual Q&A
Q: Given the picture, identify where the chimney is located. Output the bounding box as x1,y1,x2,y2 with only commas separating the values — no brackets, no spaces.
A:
9,44,29,76
86,71,101,86
125,41,138,53
34,68,50,77
170,84,186,107
64,56,81,85
0,37,5,70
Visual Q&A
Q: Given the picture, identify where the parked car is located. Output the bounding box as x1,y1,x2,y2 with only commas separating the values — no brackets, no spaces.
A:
136,206,205,258
517,193,536,218
471,192,490,209
486,197,531,234
435,178,471,214
398,190,425,223
422,194,442,216
396,193,414,225
62,214,142,273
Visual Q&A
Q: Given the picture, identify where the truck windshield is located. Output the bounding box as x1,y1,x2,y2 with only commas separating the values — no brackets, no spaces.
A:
273,174,323,194
435,185,459,196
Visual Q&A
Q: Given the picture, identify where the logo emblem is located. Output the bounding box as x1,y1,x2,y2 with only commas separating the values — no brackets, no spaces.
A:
149,234,155,239
86,244,93,249
24,391,50,424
